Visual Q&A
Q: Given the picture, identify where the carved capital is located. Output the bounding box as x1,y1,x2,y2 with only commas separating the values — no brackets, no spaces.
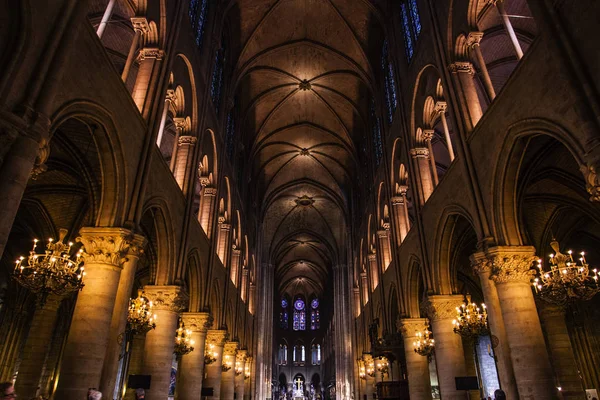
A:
130,17,149,33
178,135,197,146
199,175,211,187
448,61,476,75
434,101,448,114
77,227,138,267
410,147,429,158
236,349,248,362
367,253,377,262
397,318,429,338
486,246,537,284
470,251,492,276
220,223,231,231
422,129,435,143
204,187,217,196
466,31,484,48
181,312,213,333
421,295,464,321
581,162,600,202
224,341,239,356
376,230,389,238
165,88,177,103
390,196,405,206
30,141,50,179
136,47,164,62
206,329,228,347
142,285,188,312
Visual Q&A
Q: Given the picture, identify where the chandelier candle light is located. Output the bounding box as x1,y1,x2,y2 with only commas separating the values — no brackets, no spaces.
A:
244,363,251,380
174,320,195,356
413,326,435,361
205,343,218,365
222,354,233,372
452,298,489,339
127,290,157,334
532,239,599,305
235,360,244,376
13,229,85,305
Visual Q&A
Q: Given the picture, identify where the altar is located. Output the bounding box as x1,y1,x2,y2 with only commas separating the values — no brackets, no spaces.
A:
293,377,305,400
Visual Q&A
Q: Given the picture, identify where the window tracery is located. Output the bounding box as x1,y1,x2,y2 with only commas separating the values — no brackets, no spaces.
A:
310,298,320,330
371,99,383,166
189,0,208,49
382,40,398,124
293,297,306,331
401,0,421,60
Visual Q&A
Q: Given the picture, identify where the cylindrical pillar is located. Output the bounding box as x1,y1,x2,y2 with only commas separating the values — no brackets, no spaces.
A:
422,130,439,185
470,252,519,399
391,194,409,245
398,318,433,400
124,333,146,400
376,230,392,271
367,254,378,291
410,147,434,204
235,350,248,400
449,62,483,129
14,295,63,399
434,101,455,162
217,223,232,267
468,32,496,101
132,48,163,112
244,357,252,400
156,93,174,147
122,17,148,83
179,313,213,400
204,330,228,400
495,0,524,59
222,342,239,400
54,228,134,400
141,286,188,400
487,246,559,399
96,0,116,39
100,234,146,398
423,295,467,400
174,136,197,193
538,303,586,399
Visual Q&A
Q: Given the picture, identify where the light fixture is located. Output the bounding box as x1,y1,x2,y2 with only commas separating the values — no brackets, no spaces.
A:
174,319,195,356
452,297,489,339
366,358,375,378
222,354,233,372
358,361,366,380
127,290,157,334
413,326,435,361
244,364,251,380
374,356,389,378
532,239,599,306
205,343,218,365
235,360,244,376
13,229,85,305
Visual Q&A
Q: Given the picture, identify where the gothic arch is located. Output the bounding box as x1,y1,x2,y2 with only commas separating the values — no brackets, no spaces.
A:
185,248,205,312
140,199,176,285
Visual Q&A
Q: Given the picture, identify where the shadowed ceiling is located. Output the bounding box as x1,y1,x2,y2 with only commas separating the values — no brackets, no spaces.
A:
227,0,384,297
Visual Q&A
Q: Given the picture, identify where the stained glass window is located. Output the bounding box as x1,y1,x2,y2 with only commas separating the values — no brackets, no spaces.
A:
401,0,421,61
293,310,306,331
211,46,224,113
371,99,383,166
280,298,289,329
282,298,288,308
294,298,305,311
311,298,319,309
381,41,398,124
226,109,235,160
189,0,209,49
310,298,320,330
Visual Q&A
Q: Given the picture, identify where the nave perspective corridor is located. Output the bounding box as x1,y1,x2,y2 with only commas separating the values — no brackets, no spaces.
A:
1,0,600,400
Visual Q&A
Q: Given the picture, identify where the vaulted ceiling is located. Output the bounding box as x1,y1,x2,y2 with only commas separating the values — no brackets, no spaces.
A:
227,0,384,296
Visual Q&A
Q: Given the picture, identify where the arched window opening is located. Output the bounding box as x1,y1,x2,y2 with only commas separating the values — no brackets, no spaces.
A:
401,0,421,60
279,344,288,365
293,297,306,331
294,344,305,366
189,0,209,49
280,298,289,330
381,41,398,124
310,298,320,330
371,99,383,166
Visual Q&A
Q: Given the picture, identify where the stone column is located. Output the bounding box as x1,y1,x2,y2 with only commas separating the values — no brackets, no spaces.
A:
132,47,164,112
235,350,248,400
410,147,434,204
391,189,410,245
487,246,558,399
142,286,188,400
376,229,392,272
489,0,524,59
422,295,467,400
538,303,585,399
368,253,379,291
353,287,361,318
449,62,483,129
360,272,369,305
174,136,197,193
422,130,439,186
434,101,455,161
467,32,496,101
179,313,213,400
398,318,432,400
100,234,147,398
204,330,228,400
170,117,185,172
156,89,175,147
54,227,134,400
14,295,63,399
217,223,232,267
222,342,239,400
200,187,217,238
230,248,241,287
244,357,252,400
241,268,249,302
96,0,116,38
122,17,148,82
363,354,375,400
470,252,518,399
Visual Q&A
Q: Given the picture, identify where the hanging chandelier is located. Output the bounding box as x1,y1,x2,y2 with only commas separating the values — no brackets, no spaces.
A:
366,358,375,377
532,239,599,306
452,298,489,339
222,354,233,372
244,363,251,380
127,290,157,334
358,362,367,380
12,229,85,305
374,356,389,377
413,326,435,360
205,343,218,365
174,320,195,356
235,360,244,376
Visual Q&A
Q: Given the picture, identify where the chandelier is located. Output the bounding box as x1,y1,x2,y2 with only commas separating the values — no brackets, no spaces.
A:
127,290,156,334
374,356,389,377
205,343,218,365
174,320,195,356
366,358,375,378
222,354,233,372
452,298,489,339
244,363,251,380
413,326,435,361
532,239,599,306
235,360,244,376
12,229,85,305
359,362,367,380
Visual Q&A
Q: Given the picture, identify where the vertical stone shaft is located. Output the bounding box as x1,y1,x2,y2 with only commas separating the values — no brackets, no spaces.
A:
398,318,432,400
174,136,197,193
132,48,163,112
54,227,133,400
467,32,496,101
14,295,63,399
142,286,188,400
470,252,518,399
244,357,252,400
539,304,585,399
423,295,467,400
179,312,213,400
391,194,409,245
100,234,146,398
200,187,217,238
495,0,524,59
449,62,483,130
376,230,392,271
222,342,239,400
217,223,232,266
410,148,434,203
230,249,241,287
368,254,378,291
487,246,558,399
204,330,228,400
363,354,375,400
235,350,248,400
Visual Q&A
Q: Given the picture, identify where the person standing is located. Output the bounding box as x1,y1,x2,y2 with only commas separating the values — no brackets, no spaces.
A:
0,383,16,400
135,388,145,400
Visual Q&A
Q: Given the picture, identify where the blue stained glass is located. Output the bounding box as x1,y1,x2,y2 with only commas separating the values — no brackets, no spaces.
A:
293,310,306,331
211,49,224,113
401,3,414,60
226,110,235,160
195,0,208,48
280,311,288,329
282,298,288,308
311,298,319,309
294,299,305,311
409,0,422,36
371,100,383,166
381,41,398,124
189,0,199,28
